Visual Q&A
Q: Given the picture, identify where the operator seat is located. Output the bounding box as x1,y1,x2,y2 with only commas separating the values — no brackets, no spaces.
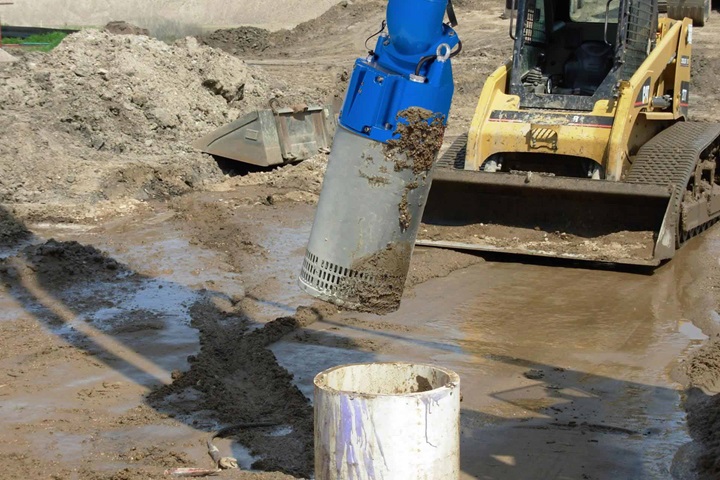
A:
563,41,614,95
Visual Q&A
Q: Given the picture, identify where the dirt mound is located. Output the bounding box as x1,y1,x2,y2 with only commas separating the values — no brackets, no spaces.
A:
1,30,268,156
687,341,720,394
104,21,150,36
0,239,128,288
690,25,720,123
198,0,385,58
198,27,271,56
0,30,271,217
686,388,720,479
216,154,328,200
684,341,720,479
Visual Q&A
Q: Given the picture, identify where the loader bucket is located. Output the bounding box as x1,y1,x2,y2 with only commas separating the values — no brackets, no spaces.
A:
419,159,674,266
193,102,339,167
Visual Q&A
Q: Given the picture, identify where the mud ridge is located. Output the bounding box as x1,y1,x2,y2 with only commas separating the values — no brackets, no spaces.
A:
149,299,336,477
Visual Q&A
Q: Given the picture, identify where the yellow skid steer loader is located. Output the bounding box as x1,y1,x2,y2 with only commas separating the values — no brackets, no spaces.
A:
420,0,720,265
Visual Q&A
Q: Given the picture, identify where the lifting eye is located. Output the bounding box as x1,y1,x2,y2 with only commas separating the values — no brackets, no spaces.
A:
436,43,452,62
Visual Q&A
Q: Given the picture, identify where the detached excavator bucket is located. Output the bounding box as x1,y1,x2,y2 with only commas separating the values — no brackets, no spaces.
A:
419,136,674,266
193,101,340,167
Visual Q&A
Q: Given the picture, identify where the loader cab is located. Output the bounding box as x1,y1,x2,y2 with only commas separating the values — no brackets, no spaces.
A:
509,0,658,111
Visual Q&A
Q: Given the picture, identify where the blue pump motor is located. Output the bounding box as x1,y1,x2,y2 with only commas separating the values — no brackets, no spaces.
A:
341,0,459,143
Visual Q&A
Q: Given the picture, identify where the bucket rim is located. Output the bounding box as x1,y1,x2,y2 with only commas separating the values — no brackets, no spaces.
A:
313,361,460,397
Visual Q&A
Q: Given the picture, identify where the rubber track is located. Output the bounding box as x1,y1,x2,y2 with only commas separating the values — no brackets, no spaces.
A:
436,133,468,170
627,121,720,242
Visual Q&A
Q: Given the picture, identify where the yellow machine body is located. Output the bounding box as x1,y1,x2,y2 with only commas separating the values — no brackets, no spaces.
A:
467,18,692,179
420,9,720,266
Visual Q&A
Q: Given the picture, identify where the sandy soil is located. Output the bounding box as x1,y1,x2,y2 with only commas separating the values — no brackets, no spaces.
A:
2,2,720,479
421,223,656,263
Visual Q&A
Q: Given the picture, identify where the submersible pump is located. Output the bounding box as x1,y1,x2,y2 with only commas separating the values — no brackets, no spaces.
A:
299,0,460,313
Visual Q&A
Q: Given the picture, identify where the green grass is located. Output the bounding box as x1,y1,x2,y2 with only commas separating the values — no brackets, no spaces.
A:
1,31,68,52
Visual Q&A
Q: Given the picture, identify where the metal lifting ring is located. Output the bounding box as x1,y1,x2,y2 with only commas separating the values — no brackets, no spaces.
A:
436,43,452,62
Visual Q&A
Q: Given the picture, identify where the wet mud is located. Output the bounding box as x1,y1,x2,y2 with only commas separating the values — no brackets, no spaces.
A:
149,299,335,477
2,4,720,480
384,108,445,175
337,242,412,315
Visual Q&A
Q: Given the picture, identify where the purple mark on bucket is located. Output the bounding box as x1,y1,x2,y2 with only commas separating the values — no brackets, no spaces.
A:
338,395,360,479
361,399,380,479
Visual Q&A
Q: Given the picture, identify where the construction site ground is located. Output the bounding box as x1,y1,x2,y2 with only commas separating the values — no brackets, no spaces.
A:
2,1,720,479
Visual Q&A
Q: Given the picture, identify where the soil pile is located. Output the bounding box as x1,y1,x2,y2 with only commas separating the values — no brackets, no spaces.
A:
0,30,269,216
0,49,18,63
198,1,385,58
216,154,328,201
0,239,129,290
684,341,720,479
104,21,150,36
687,340,720,393
198,27,271,56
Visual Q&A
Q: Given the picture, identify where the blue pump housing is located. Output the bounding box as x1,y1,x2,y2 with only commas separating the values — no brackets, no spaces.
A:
339,0,459,143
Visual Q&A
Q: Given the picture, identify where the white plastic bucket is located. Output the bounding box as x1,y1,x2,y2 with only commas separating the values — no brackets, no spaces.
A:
314,362,460,480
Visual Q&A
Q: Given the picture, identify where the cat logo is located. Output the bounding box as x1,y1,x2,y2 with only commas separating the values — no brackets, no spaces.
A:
635,78,652,107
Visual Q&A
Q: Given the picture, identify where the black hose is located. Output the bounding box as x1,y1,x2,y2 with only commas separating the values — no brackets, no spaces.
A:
415,55,437,76
365,20,387,54
449,40,463,58
414,41,462,77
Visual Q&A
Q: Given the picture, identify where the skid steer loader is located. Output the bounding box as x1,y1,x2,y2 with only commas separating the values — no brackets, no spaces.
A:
419,0,720,266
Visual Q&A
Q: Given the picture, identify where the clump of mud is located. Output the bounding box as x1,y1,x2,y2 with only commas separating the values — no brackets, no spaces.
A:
385,108,446,175
684,341,720,478
0,207,30,247
336,242,412,315
1,239,127,288
384,108,445,232
687,341,720,393
150,296,336,477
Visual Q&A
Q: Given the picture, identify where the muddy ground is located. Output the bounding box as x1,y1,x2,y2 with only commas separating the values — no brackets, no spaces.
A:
2,1,720,479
